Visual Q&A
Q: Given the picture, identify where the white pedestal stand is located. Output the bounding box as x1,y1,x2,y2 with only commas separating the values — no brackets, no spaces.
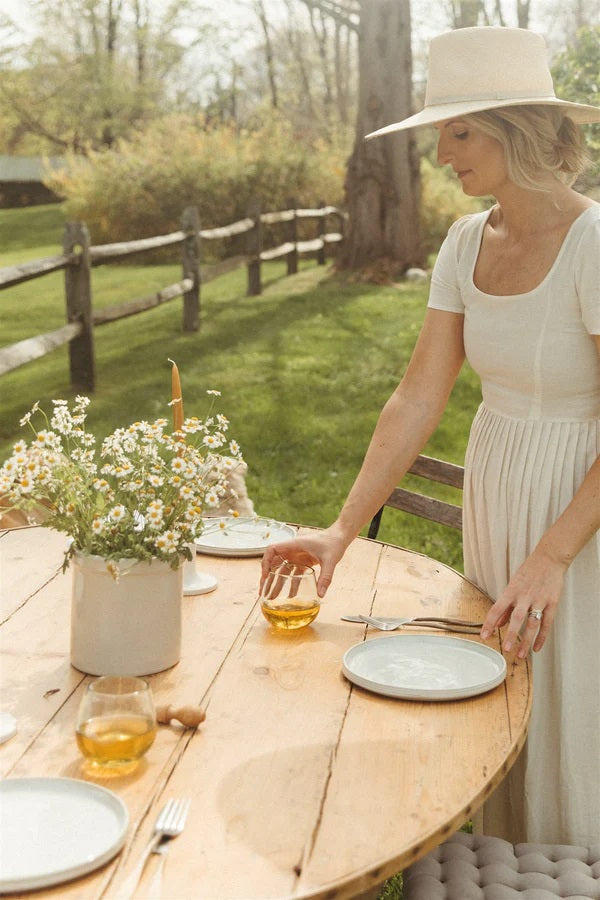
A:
183,544,217,596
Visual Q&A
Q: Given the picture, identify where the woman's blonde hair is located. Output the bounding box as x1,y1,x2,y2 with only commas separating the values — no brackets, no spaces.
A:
464,105,589,191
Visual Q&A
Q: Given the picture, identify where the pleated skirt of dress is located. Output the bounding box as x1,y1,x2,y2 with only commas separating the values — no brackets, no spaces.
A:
463,404,600,845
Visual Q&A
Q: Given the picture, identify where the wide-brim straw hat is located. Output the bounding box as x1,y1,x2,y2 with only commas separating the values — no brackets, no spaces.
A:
366,26,600,139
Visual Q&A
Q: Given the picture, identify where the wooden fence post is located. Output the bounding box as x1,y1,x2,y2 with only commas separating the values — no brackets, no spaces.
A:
317,201,326,266
287,198,298,276
338,207,347,244
181,206,200,331
63,222,95,392
247,200,262,296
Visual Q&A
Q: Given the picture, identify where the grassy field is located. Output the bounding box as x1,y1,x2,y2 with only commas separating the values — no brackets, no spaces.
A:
0,204,481,569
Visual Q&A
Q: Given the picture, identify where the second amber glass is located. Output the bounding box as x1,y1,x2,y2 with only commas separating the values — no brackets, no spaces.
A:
76,675,157,770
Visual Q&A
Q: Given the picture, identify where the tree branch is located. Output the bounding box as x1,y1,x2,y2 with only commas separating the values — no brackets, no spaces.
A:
298,0,359,33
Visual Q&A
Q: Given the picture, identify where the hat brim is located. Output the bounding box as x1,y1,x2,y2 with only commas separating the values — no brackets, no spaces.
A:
365,96,600,139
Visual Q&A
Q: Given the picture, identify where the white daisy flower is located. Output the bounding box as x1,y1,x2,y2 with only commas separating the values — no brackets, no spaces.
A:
155,530,179,552
113,463,132,479
185,505,203,521
18,474,34,493
108,505,127,522
146,509,164,529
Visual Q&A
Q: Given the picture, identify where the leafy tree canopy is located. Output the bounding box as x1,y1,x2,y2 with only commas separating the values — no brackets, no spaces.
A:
552,25,600,190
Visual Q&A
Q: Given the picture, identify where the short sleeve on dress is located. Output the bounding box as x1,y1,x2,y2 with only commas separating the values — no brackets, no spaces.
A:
574,209,600,334
428,219,465,314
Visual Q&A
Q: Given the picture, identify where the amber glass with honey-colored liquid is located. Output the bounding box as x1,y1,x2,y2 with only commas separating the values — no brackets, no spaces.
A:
76,676,157,769
261,600,320,630
260,563,320,631
77,714,157,766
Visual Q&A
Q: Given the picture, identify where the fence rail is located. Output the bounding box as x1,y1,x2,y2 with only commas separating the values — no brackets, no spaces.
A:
0,253,76,289
0,202,345,391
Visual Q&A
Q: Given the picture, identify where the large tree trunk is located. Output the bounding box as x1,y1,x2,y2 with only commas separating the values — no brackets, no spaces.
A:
340,0,422,272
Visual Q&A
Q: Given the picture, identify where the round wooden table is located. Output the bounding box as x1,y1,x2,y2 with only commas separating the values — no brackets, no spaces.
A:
0,525,531,899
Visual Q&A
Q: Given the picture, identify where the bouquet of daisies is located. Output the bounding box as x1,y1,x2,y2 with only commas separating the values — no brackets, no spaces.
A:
0,394,243,571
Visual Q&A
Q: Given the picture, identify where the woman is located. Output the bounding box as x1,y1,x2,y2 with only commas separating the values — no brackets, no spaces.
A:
261,26,600,845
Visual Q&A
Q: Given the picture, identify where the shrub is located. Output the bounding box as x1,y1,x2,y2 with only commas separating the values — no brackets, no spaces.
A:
420,158,487,257
552,25,600,197
45,114,347,257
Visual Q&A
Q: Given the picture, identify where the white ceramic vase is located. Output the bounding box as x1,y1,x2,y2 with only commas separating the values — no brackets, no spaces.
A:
70,553,183,676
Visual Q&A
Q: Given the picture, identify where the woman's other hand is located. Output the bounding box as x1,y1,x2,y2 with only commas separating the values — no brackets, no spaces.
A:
480,546,568,657
260,525,350,598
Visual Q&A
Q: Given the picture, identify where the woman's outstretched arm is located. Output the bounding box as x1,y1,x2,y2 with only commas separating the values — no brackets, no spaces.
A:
260,309,466,596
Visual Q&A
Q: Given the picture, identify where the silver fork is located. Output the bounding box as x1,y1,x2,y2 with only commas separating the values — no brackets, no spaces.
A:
116,798,191,900
342,614,483,633
145,841,173,899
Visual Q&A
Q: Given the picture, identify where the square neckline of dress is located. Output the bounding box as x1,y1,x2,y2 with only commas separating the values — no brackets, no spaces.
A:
470,204,598,300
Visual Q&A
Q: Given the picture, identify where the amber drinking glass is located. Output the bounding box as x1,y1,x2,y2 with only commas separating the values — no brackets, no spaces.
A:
76,676,157,770
260,563,320,630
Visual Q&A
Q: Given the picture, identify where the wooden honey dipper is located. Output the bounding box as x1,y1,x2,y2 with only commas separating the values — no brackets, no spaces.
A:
156,704,206,728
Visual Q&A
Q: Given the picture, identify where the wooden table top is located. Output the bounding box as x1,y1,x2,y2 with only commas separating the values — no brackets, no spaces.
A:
0,525,531,899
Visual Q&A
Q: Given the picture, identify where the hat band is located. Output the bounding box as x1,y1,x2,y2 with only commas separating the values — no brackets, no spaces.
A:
426,89,557,106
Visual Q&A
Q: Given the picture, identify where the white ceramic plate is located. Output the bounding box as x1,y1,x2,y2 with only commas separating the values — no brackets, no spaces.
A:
0,777,129,892
0,712,16,744
342,634,506,701
195,516,297,557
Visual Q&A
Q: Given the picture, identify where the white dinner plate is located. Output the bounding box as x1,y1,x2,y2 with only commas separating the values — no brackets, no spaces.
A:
342,634,506,701
0,777,129,892
195,516,297,557
0,712,16,745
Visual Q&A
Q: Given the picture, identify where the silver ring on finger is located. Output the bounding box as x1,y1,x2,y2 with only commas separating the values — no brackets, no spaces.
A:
528,608,543,621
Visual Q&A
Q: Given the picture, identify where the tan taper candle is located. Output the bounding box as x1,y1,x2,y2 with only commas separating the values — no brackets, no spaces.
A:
170,359,184,432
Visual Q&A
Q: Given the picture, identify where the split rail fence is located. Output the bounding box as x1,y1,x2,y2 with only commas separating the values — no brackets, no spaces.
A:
0,203,345,392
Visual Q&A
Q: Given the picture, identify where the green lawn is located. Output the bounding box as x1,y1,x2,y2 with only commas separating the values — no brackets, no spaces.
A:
0,203,481,571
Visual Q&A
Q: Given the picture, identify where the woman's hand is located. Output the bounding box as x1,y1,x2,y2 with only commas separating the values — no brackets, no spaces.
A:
260,525,350,598
480,546,568,658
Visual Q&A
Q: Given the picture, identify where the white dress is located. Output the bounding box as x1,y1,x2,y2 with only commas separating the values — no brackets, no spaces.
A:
428,205,600,845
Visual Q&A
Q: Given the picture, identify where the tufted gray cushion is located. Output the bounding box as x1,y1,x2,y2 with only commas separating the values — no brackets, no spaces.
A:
403,831,600,899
